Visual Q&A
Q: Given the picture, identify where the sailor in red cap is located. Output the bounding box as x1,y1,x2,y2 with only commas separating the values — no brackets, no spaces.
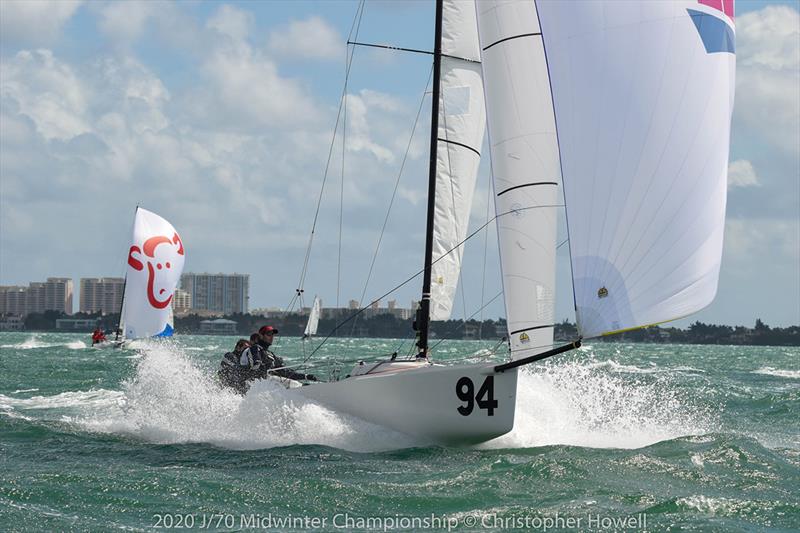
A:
238,325,317,385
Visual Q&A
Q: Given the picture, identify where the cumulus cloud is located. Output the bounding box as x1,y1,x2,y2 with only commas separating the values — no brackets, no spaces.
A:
0,0,82,46
267,16,344,61
95,0,155,48
727,159,760,188
734,6,800,156
1,50,90,140
207,4,253,43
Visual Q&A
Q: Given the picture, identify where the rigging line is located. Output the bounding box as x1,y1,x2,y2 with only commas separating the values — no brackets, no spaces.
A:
349,67,434,334
428,290,504,353
286,0,365,313
301,203,561,364
337,48,350,312
346,41,480,64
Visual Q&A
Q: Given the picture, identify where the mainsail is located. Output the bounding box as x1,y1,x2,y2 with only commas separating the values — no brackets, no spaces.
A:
476,0,560,358
304,295,321,338
537,0,736,338
429,0,486,321
120,208,185,339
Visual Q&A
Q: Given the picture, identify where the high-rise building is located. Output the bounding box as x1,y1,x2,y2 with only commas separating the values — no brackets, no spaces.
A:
180,273,249,315
172,289,192,313
26,282,46,314
45,278,73,314
80,278,124,314
0,286,27,316
0,278,73,316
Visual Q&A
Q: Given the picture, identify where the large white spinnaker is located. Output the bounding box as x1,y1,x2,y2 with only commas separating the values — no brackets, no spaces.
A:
536,0,736,338
429,0,486,321
476,1,560,358
120,208,185,339
304,295,321,338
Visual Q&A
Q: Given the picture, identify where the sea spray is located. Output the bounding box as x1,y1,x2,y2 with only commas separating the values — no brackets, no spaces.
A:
84,340,418,451
489,350,716,449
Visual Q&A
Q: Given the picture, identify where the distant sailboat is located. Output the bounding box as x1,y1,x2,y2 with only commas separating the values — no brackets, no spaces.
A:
118,207,186,341
302,296,321,339
280,0,736,445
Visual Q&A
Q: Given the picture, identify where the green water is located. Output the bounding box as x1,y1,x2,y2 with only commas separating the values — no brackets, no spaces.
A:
1,333,798,532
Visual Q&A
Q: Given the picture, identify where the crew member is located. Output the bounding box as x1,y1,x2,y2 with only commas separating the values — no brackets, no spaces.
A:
243,326,317,382
218,339,251,394
91,327,107,345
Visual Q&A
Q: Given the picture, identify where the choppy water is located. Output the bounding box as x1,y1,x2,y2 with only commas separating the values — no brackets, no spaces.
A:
1,332,798,531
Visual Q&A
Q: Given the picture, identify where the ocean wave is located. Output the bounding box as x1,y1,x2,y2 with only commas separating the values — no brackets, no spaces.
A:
752,367,800,379
1,336,88,351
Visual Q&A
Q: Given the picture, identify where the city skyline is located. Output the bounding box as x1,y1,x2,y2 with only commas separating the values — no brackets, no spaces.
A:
1,1,798,328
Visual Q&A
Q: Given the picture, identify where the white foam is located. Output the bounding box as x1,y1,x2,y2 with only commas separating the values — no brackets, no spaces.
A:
0,336,87,350
752,367,800,379
486,355,714,450
69,342,417,452
1,335,51,349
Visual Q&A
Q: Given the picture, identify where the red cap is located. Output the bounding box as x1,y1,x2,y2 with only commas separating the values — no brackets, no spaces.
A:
259,325,279,335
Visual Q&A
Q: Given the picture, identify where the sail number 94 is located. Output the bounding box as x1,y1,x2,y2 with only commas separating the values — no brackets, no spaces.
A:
456,376,497,416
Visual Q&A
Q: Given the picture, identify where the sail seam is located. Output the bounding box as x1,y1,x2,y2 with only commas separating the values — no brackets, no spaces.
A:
482,32,541,51
437,137,481,157
496,182,557,196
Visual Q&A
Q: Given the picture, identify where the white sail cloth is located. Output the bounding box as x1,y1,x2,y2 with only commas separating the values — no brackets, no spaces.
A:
537,0,736,338
476,0,559,357
304,296,321,337
430,0,486,321
120,208,185,339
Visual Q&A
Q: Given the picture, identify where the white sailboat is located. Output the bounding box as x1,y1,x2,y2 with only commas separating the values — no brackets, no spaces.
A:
280,0,735,445
303,296,322,339
117,207,186,342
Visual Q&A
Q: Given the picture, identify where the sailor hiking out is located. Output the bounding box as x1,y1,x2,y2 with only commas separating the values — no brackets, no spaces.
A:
217,338,251,394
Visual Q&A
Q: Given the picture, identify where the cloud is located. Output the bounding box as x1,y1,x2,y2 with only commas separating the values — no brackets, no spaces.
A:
0,0,82,46
207,4,253,43
727,159,760,188
734,6,800,156
737,6,800,70
95,1,154,48
1,50,90,140
267,16,344,61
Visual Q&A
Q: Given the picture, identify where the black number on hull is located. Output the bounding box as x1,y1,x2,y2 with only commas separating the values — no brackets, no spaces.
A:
456,376,496,416
456,377,474,415
476,376,497,416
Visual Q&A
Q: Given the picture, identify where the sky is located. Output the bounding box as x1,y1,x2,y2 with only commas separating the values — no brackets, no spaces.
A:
0,0,798,328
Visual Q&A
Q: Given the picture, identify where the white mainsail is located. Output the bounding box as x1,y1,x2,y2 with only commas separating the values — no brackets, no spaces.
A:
120,208,185,339
304,295,321,338
536,0,736,338
476,0,560,358
429,0,486,321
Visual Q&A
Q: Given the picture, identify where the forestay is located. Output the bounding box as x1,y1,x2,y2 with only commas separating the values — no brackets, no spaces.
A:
120,208,185,339
430,0,486,321
537,0,736,338
476,0,560,358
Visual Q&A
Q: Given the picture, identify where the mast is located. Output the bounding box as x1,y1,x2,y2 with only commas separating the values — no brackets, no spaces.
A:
115,205,139,340
416,0,444,356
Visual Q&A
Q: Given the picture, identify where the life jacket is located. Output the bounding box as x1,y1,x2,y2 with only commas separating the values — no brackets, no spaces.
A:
220,351,240,369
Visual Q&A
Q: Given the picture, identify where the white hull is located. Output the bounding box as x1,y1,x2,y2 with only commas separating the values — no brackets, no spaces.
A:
291,362,517,445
